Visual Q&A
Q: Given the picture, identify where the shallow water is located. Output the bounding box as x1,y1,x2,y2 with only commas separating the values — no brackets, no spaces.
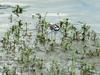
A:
0,0,100,75
0,0,100,34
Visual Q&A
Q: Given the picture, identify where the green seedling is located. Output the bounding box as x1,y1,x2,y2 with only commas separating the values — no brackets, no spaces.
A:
80,62,95,75
12,5,23,16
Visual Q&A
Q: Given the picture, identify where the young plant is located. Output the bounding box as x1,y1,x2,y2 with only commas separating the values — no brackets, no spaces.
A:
80,62,95,75
46,39,56,52
61,38,72,51
36,32,46,45
12,5,23,16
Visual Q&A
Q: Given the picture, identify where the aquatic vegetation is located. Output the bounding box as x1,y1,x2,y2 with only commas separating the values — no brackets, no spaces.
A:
34,13,49,33
47,60,68,75
61,38,72,51
48,39,56,52
60,18,70,37
86,49,100,57
12,5,23,16
80,24,91,42
36,32,47,45
0,5,100,75
80,62,95,75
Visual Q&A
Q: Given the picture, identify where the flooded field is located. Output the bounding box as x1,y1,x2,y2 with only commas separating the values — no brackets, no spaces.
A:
0,0,100,75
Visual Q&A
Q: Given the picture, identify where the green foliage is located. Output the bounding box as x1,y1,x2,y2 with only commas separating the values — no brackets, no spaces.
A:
80,63,94,75
37,32,47,45
61,38,72,51
47,60,68,75
12,5,23,16
1,7,99,75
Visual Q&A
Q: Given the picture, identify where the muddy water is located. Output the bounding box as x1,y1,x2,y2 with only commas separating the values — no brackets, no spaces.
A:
0,0,100,75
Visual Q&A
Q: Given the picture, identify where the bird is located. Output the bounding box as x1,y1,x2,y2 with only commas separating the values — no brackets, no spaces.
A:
49,24,60,31
54,24,60,31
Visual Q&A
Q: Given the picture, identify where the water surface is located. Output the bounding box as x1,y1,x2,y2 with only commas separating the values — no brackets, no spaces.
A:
0,0,100,33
